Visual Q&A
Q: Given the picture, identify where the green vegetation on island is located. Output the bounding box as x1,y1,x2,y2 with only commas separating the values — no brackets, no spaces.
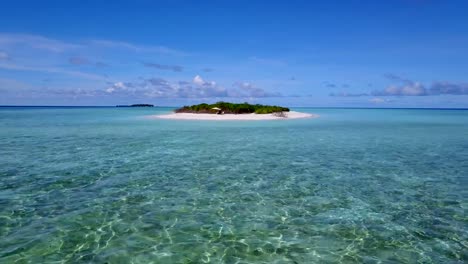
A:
116,104,154,107
175,102,290,114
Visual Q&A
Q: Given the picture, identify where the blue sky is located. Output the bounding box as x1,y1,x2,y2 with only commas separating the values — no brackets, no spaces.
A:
1,0,468,107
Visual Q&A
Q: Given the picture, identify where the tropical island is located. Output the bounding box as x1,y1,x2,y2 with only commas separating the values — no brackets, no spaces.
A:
116,104,154,107
175,102,290,114
150,101,318,120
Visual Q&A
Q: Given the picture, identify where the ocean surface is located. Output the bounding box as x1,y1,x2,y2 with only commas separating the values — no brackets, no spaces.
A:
0,107,467,263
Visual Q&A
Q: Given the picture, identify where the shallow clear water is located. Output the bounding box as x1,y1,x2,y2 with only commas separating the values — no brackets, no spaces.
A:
0,107,467,263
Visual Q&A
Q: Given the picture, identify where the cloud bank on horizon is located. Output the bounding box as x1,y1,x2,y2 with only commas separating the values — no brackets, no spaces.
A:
330,74,468,97
1,1,468,107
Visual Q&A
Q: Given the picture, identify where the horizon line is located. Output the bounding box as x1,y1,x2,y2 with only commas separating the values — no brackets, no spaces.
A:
1,105,467,110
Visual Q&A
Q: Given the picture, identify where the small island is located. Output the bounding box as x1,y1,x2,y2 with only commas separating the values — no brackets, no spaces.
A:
175,102,290,114
116,104,154,107
149,101,318,120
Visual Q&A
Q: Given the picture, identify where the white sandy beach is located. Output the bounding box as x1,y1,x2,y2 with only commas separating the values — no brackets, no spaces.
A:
149,111,318,120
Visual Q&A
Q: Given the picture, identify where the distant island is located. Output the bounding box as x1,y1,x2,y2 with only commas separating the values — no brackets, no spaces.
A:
116,104,154,107
175,102,289,114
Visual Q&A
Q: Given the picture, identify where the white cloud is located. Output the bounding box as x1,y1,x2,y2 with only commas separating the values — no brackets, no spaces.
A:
369,98,385,103
0,33,186,55
372,81,468,96
104,78,226,98
329,91,369,97
0,63,108,81
0,33,186,82
106,82,128,93
376,82,427,96
193,75,216,87
430,81,468,95
0,33,80,52
100,77,282,99
0,62,108,81
236,82,254,90
89,39,187,56
193,75,204,85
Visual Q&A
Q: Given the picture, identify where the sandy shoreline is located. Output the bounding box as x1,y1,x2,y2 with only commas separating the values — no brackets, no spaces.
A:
148,111,318,120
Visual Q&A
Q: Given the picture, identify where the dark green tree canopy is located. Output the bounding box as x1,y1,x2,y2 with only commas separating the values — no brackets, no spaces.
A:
175,102,290,114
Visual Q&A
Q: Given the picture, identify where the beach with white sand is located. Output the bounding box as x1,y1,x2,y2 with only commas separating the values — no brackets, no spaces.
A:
149,111,318,120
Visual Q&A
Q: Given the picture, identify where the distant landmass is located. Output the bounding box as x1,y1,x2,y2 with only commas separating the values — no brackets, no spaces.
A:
175,102,289,114
116,104,154,107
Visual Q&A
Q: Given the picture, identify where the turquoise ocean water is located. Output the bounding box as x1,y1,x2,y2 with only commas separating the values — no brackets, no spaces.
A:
0,107,467,263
